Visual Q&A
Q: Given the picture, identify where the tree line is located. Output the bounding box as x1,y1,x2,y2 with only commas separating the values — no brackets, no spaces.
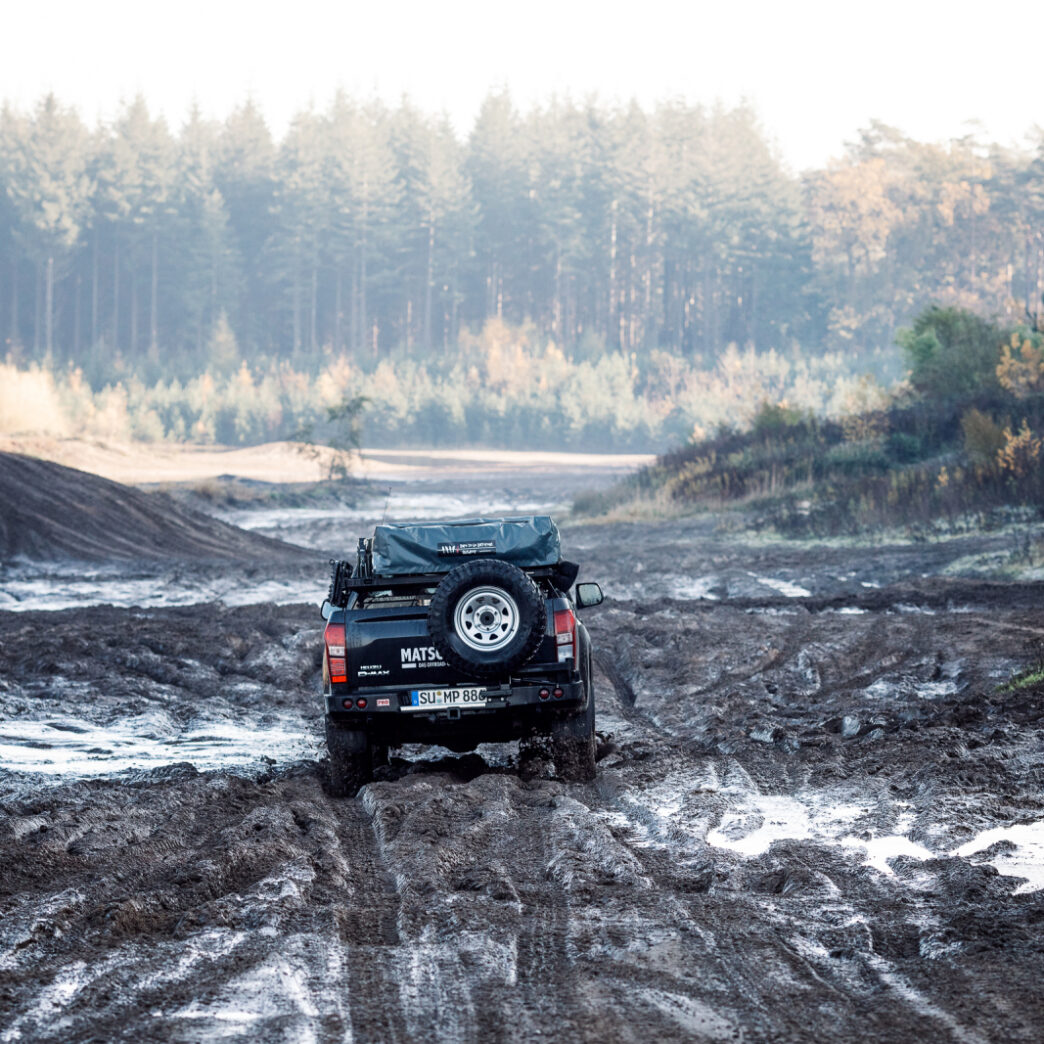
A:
2,92,1043,380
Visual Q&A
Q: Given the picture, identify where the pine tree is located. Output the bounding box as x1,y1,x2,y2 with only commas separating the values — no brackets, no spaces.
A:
216,100,277,355
170,105,242,362
94,96,176,359
269,108,330,358
466,91,530,323
390,102,472,351
0,104,27,350
3,95,92,357
325,95,401,355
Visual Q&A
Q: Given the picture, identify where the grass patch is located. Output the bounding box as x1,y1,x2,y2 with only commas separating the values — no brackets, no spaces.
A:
578,392,1044,536
999,651,1044,694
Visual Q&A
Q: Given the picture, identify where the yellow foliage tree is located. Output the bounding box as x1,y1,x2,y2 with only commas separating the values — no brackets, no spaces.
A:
996,420,1042,478
996,333,1044,398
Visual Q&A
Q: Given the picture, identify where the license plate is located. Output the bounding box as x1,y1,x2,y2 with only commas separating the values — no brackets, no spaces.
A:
404,687,487,711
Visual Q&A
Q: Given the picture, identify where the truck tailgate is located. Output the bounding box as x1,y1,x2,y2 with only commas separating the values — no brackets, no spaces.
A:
346,606,460,687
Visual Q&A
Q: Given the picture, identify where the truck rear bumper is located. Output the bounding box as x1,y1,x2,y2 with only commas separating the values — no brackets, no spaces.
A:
325,680,586,744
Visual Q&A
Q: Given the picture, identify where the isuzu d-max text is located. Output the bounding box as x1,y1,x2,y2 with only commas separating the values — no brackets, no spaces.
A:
320,516,603,796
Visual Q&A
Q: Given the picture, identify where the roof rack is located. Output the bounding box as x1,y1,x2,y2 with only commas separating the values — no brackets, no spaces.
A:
344,563,561,593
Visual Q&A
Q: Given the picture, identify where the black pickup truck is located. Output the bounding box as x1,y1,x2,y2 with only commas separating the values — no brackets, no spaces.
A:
320,516,604,795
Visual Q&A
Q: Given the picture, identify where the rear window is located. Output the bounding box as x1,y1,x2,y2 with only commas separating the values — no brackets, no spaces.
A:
358,586,435,608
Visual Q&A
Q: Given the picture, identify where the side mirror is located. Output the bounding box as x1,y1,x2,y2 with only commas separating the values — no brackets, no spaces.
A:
321,599,335,620
574,582,604,609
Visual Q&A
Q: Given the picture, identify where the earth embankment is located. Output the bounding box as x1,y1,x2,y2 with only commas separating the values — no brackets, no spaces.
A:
0,452,310,563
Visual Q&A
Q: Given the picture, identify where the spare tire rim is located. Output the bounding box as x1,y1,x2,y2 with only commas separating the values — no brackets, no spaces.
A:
454,586,521,652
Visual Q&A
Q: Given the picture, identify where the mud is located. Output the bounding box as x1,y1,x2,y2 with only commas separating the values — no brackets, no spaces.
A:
2,492,1044,1042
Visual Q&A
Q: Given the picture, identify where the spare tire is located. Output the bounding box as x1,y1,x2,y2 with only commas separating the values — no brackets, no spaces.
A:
428,559,545,678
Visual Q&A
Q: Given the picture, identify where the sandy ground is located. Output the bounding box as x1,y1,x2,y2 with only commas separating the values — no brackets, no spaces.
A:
1,460,1043,1042
0,435,654,486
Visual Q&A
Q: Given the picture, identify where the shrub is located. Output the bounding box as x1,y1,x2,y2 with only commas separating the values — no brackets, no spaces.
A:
0,363,71,436
752,400,809,438
961,408,1005,463
886,431,922,463
997,420,1042,480
898,306,1003,400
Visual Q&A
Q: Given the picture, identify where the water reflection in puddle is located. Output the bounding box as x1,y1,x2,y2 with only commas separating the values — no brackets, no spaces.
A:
706,792,864,857
0,717,316,777
702,791,1044,893
753,575,812,598
841,834,934,875
954,822,1044,894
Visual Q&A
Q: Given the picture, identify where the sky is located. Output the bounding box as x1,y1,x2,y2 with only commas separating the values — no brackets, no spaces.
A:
2,0,1041,171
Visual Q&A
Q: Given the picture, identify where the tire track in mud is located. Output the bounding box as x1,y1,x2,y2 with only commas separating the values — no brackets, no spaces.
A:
361,774,572,1042
0,768,410,1043
326,800,409,1044
146,778,418,1044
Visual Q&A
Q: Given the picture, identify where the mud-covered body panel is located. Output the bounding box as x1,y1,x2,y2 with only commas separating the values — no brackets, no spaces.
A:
326,678,587,747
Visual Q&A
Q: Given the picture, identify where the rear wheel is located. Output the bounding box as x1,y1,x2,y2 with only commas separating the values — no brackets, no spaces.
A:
325,720,373,798
371,741,390,769
551,648,596,782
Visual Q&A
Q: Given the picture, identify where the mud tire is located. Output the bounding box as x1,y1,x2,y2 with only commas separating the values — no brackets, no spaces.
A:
428,560,545,678
325,720,373,798
551,650,596,782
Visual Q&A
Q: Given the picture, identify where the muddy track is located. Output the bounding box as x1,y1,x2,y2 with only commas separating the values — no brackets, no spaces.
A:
2,522,1044,1041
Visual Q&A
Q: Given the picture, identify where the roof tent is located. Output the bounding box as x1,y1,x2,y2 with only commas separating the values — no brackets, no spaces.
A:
372,516,561,576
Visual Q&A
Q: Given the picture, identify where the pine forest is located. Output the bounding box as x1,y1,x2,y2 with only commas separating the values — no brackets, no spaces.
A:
2,91,1043,449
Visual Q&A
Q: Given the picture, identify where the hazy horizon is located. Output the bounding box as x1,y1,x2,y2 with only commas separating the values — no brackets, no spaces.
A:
3,0,1042,172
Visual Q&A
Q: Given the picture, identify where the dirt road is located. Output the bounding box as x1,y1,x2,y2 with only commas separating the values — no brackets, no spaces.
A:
2,474,1043,1041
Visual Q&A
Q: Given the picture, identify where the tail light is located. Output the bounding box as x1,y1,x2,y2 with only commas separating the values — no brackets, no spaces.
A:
324,621,347,684
553,607,576,665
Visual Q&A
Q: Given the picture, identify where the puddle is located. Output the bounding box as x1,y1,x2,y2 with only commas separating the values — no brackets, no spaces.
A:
753,575,812,598
863,677,959,701
218,491,553,550
842,834,933,875
667,577,720,600
706,792,864,856
608,576,722,603
0,717,316,778
702,790,1044,893
953,822,1044,893
0,568,323,613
